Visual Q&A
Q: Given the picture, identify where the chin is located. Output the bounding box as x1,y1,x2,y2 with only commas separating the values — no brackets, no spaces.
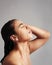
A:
22,37,31,41
27,35,33,41
22,33,33,41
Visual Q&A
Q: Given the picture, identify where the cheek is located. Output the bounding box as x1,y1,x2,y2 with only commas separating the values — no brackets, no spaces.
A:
17,29,32,39
17,29,25,37
19,30,28,38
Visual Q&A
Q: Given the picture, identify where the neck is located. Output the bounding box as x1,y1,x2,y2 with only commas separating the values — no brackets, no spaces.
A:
14,41,28,50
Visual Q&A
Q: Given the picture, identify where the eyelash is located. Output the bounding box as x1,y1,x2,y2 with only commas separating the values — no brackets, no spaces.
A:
21,25,27,29
20,25,24,28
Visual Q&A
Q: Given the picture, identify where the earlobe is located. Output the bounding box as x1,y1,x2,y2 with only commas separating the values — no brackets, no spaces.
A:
15,38,18,41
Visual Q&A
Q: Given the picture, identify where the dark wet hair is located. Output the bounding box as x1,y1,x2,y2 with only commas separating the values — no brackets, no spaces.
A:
0,19,17,63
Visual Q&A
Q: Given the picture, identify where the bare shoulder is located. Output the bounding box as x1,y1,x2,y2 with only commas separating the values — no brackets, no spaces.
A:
2,55,11,65
2,51,19,65
2,54,14,65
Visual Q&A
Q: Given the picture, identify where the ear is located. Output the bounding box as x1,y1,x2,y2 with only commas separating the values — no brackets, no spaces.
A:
10,35,18,42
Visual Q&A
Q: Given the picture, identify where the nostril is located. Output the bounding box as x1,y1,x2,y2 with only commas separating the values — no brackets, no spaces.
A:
28,29,31,33
26,26,27,29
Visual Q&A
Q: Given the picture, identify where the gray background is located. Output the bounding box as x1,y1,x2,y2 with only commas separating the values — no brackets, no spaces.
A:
0,0,52,65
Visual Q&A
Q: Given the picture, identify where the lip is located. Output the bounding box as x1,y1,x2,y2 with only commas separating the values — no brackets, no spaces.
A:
27,29,32,34
29,31,32,34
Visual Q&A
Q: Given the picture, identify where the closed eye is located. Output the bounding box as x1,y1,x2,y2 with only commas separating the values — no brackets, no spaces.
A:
20,24,24,27
18,23,27,29
21,25,26,28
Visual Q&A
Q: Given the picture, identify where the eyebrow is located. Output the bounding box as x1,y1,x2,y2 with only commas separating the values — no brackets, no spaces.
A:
18,23,23,28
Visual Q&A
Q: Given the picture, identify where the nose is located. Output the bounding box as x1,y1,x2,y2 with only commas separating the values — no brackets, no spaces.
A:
24,24,32,33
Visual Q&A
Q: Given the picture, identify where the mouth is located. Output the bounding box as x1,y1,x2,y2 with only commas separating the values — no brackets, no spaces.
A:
29,30,32,34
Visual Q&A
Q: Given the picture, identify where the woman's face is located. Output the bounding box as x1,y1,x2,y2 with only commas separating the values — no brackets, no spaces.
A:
14,20,33,41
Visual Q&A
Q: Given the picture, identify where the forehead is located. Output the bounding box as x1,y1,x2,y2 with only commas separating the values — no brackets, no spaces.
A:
14,20,23,27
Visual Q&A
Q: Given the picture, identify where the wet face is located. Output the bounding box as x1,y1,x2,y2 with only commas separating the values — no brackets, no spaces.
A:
13,20,33,42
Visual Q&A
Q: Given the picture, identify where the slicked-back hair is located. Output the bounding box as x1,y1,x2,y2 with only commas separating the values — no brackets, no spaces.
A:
1,19,17,63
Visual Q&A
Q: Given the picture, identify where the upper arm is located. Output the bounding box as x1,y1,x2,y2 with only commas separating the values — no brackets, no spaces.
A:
28,38,49,54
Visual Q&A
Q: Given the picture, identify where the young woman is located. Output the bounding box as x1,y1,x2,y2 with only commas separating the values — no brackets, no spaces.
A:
0,19,50,65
